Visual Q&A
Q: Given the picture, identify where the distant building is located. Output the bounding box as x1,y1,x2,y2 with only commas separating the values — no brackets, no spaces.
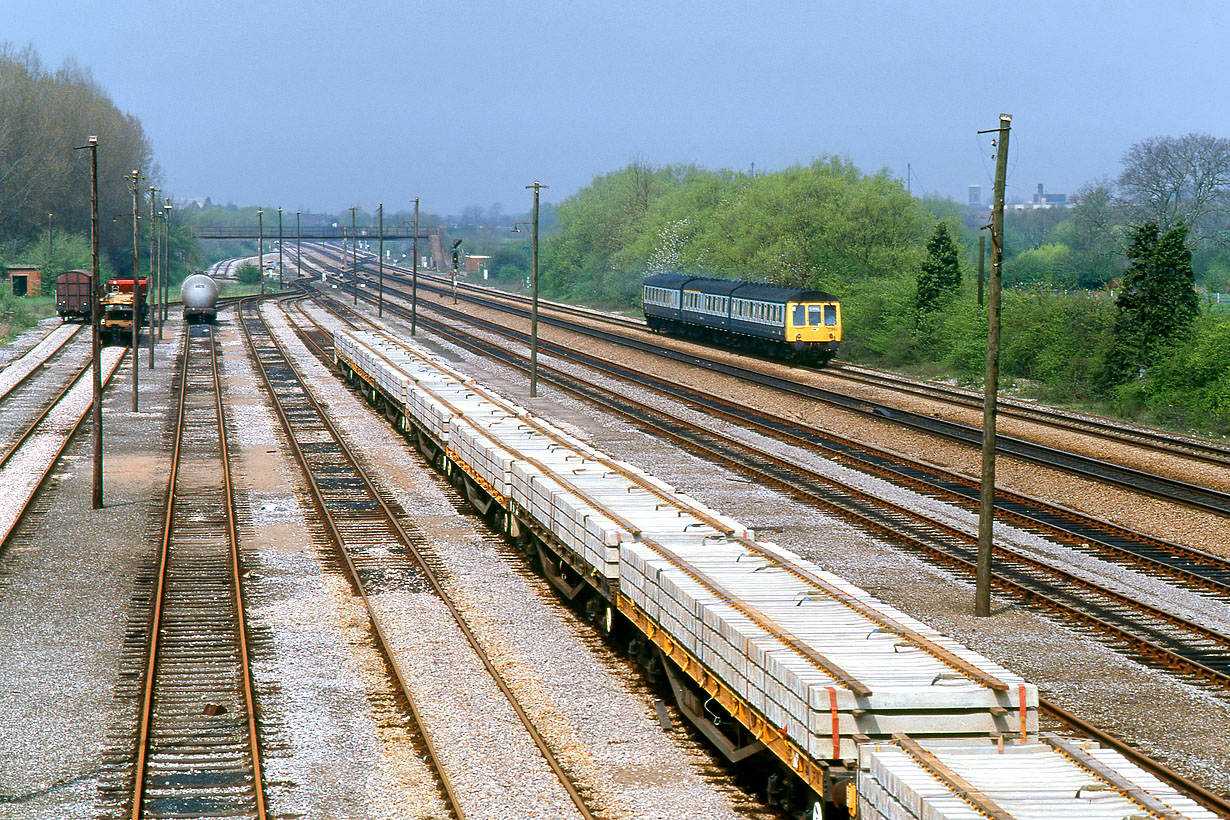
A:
465,255,492,276
4,265,41,297
1032,183,1068,208
968,185,982,206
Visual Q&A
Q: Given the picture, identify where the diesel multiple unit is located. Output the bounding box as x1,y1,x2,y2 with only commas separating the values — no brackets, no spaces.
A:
333,325,1206,819
642,273,842,364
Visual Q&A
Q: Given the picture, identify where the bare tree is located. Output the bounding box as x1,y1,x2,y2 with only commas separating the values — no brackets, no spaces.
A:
1117,133,1230,243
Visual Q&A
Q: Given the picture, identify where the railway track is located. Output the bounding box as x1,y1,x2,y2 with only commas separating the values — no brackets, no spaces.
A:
123,322,266,819
291,282,1230,816
0,333,92,470
321,272,1230,598
0,322,84,402
305,282,1230,691
237,295,598,820
379,254,1230,471
335,251,1230,512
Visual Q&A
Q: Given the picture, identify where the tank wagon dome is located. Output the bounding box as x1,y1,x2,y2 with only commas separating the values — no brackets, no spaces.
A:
180,273,219,310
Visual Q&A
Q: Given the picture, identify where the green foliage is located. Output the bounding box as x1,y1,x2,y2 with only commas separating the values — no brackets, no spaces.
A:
1128,310,1230,431
0,43,154,264
538,157,931,313
1000,289,1115,400
235,262,261,284
1102,222,1199,387
915,223,962,323
1005,243,1076,288
0,294,54,342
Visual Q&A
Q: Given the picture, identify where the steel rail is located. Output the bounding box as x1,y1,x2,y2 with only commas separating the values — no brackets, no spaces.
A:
0,358,91,471
130,325,266,820
0,347,127,553
0,323,84,403
1041,699,1230,819
242,295,597,820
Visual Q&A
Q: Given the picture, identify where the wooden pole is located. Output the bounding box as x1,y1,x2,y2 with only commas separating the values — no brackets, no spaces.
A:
526,180,548,397
129,171,141,409
977,233,986,308
976,113,1012,617
78,137,102,508
378,202,384,318
411,197,419,336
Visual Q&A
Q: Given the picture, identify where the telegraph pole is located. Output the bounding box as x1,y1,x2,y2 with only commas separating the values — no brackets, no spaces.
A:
277,206,284,289
411,197,419,335
258,208,264,296
977,234,986,308
377,202,384,317
147,188,158,361
296,210,302,280
128,170,141,410
350,206,358,305
74,136,103,508
975,113,1012,617
527,180,548,398
163,200,172,324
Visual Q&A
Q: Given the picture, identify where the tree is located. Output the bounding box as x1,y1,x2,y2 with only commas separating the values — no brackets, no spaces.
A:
1117,133,1230,243
915,223,961,322
1101,222,1199,386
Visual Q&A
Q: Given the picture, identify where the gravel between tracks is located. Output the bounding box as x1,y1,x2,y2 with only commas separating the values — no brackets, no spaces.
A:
219,309,447,819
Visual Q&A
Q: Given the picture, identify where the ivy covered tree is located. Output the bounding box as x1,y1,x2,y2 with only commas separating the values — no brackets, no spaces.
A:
1101,222,1199,386
914,222,962,324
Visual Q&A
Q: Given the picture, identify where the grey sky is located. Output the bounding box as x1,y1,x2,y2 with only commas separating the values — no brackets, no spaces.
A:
10,1,1230,216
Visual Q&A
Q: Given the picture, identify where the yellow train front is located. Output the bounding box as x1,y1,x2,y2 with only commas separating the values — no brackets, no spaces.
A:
642,273,841,364
99,278,150,345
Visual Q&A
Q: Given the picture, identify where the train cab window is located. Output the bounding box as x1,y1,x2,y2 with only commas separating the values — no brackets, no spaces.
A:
807,305,826,326
792,305,805,326
824,304,838,326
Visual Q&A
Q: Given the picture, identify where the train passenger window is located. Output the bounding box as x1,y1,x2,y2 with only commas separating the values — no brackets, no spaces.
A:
824,304,837,326
792,305,805,326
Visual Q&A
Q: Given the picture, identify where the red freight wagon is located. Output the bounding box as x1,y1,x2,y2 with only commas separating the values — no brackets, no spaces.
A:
55,270,93,322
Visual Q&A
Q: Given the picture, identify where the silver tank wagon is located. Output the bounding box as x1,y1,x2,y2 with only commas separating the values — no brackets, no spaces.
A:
180,274,219,323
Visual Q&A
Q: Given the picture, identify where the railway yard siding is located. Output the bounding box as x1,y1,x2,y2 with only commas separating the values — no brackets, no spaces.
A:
336,326,1063,805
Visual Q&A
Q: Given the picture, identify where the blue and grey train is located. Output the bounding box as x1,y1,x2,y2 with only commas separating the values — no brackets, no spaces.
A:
642,273,841,364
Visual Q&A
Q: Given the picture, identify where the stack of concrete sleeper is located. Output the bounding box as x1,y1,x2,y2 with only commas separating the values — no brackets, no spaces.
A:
857,738,1219,820
334,328,1037,762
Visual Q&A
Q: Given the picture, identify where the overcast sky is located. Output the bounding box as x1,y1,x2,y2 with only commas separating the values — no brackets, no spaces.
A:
9,1,1230,217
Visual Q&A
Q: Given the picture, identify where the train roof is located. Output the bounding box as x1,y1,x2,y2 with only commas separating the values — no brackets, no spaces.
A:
643,272,838,303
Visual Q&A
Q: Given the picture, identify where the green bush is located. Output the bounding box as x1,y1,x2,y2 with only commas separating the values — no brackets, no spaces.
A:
235,262,261,285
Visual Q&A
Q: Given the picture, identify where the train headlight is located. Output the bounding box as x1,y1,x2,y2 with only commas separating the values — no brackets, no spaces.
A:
795,333,802,341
